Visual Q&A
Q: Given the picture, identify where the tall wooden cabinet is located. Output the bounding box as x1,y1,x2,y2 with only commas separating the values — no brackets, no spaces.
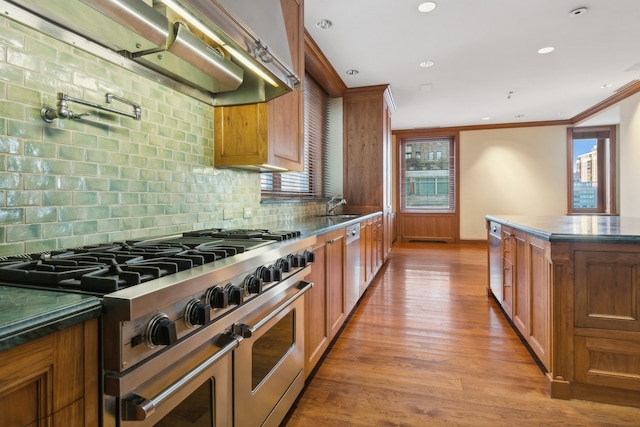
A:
213,0,304,172
343,85,396,260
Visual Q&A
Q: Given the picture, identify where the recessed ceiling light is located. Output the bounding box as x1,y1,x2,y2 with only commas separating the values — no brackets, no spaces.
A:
600,83,612,89
346,69,359,75
569,7,588,16
538,46,555,54
418,2,437,13
315,19,332,29
515,114,525,119
481,117,491,121
419,60,435,68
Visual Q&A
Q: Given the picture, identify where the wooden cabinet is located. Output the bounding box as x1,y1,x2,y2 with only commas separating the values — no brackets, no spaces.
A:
0,319,99,427
343,85,395,261
305,228,345,376
360,219,372,288
494,225,550,370
501,227,514,318
213,0,304,172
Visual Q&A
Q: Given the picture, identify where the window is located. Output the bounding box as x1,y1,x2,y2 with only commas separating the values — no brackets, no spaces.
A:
261,75,328,198
400,137,456,212
567,125,616,214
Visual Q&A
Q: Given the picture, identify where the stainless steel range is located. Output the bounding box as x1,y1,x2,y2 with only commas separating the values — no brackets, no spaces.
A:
0,228,316,426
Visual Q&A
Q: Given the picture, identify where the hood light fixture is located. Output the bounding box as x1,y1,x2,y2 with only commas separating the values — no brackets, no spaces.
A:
158,0,279,87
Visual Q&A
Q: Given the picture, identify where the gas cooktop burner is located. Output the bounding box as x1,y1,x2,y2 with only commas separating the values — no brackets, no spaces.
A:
0,229,303,295
182,228,301,241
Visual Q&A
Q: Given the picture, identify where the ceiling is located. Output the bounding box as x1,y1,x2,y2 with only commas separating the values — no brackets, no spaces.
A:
303,0,640,130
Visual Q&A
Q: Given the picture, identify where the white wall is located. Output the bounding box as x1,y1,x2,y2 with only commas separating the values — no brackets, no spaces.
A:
459,126,569,240
619,92,640,216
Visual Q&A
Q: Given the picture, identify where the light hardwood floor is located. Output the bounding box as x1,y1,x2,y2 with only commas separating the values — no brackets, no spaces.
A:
284,242,640,426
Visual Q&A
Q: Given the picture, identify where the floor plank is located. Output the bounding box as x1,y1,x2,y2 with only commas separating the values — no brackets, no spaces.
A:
284,242,640,426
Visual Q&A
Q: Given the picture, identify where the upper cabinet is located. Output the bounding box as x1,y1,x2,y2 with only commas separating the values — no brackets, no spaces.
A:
343,85,396,258
214,0,304,172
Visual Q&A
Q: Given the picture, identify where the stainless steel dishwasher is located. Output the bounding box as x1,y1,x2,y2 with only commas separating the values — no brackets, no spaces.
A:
345,223,361,314
488,221,503,301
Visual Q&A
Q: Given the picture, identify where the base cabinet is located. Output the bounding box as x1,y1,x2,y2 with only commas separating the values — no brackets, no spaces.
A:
492,225,550,370
0,319,99,427
305,228,345,376
305,216,385,377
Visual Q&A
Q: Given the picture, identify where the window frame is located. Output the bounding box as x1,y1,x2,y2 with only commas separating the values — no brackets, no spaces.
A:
566,125,617,215
399,136,457,213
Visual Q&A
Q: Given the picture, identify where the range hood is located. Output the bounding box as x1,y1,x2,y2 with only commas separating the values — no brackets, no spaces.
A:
4,0,300,105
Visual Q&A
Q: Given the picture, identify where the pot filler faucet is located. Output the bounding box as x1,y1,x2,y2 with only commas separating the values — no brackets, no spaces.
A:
326,196,347,215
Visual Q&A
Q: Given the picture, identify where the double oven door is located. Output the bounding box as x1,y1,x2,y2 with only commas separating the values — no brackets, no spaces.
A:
233,279,312,427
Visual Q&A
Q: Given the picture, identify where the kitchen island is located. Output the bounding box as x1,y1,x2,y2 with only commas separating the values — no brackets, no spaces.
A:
486,215,640,409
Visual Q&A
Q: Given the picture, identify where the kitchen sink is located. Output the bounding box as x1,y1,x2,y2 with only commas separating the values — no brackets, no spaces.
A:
317,214,361,219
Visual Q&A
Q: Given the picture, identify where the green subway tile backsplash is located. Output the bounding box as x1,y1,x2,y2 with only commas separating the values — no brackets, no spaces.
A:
0,17,324,256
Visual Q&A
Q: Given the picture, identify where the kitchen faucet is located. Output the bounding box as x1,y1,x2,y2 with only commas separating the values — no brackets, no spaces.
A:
326,196,347,215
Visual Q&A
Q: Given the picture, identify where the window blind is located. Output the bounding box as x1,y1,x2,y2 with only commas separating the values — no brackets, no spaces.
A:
261,75,329,198
400,137,456,212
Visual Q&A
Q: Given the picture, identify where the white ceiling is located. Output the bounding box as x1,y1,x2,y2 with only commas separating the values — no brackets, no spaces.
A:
303,0,640,130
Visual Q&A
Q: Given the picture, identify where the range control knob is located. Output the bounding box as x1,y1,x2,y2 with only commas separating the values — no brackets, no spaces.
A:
275,257,291,273
303,250,315,263
244,274,263,294
184,299,211,328
290,253,307,268
256,265,282,283
226,284,244,306
206,286,229,309
145,313,177,348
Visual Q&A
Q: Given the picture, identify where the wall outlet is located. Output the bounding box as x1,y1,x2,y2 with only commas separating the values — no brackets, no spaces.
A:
223,209,234,220
243,208,252,219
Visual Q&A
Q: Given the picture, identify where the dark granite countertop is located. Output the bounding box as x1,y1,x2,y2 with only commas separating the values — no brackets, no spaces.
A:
0,210,381,352
486,215,640,244
0,286,101,352
262,210,382,236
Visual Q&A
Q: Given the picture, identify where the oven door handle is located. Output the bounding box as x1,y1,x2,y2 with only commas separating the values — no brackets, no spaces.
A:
122,333,239,421
233,280,313,338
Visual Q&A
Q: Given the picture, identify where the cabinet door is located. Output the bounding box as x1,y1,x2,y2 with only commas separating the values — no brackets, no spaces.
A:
0,335,53,427
327,229,346,339
501,229,514,317
527,235,550,369
305,236,329,377
512,232,529,336
214,103,268,167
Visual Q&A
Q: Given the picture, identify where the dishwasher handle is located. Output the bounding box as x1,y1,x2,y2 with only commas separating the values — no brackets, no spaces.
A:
233,280,313,338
